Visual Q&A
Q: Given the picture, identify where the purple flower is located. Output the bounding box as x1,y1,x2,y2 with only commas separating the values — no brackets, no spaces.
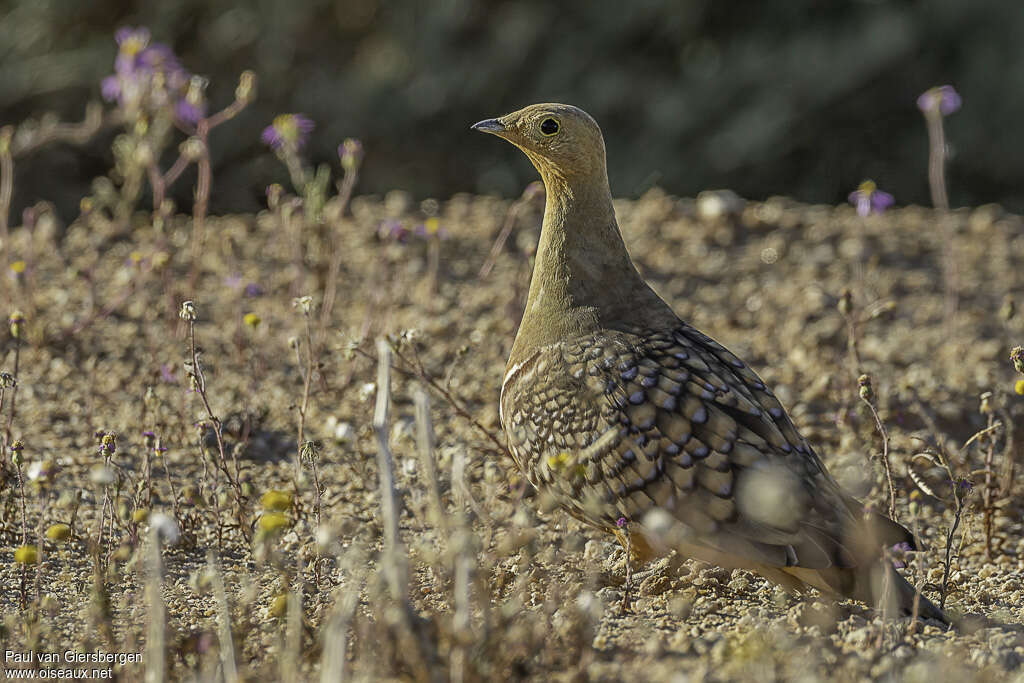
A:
102,27,193,121
113,27,151,74
848,180,894,217
378,219,410,243
101,76,121,102
890,541,913,569
175,98,205,125
616,516,627,528
917,85,962,116
243,283,265,298
261,114,315,151
160,363,179,384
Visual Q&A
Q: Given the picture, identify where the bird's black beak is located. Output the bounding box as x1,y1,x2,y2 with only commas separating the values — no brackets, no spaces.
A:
471,118,506,135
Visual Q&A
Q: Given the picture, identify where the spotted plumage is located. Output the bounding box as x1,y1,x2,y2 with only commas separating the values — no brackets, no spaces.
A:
474,103,947,624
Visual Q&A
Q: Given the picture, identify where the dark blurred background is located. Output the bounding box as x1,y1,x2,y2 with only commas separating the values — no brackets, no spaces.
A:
2,0,1023,222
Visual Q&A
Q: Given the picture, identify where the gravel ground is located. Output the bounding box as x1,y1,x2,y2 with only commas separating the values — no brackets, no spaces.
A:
1,189,1024,681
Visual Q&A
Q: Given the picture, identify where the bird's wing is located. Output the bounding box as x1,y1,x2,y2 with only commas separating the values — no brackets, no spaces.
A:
500,323,894,571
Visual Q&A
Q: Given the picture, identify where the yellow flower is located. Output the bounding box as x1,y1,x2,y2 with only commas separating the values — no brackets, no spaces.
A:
269,594,289,619
1015,379,1024,396
424,217,441,236
14,545,39,564
45,523,72,542
9,310,25,339
258,512,290,535
261,489,293,512
243,312,262,329
9,261,26,275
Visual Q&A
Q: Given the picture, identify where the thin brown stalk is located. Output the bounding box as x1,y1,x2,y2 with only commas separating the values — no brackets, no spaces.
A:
353,344,509,458
860,394,897,520
295,311,315,481
924,112,960,324
5,337,21,445
187,316,250,542
0,127,13,273
318,166,361,339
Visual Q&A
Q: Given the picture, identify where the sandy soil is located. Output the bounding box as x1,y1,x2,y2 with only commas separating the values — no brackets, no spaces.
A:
1,189,1023,681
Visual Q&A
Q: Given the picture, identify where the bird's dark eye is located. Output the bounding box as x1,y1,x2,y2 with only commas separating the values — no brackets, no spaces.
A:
539,118,560,136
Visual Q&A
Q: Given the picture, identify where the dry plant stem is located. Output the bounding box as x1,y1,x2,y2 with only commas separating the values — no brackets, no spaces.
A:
0,128,13,273
353,344,510,458
145,527,166,683
185,96,252,294
14,463,27,544
295,312,315,480
5,328,20,445
189,120,212,294
940,486,967,613
451,531,471,683
981,412,997,559
841,309,863,374
925,111,960,323
318,167,360,339
282,585,302,683
162,457,182,527
11,102,105,158
413,388,447,534
209,553,239,683
874,557,893,649
373,341,401,572
426,237,440,294
146,153,191,215
371,341,437,679
479,198,526,278
0,385,7,454
319,550,363,683
188,319,250,541
860,394,897,520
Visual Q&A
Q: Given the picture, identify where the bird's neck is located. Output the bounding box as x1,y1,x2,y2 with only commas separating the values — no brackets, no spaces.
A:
509,172,677,364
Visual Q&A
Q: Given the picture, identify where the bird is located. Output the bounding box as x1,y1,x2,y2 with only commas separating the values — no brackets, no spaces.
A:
471,103,947,624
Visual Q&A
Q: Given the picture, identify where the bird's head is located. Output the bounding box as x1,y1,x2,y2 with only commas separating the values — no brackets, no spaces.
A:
472,103,608,185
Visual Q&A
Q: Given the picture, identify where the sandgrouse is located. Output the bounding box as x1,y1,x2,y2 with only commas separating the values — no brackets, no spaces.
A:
472,103,946,623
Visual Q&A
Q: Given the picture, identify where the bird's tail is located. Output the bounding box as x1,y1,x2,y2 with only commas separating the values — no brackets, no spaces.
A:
852,560,948,625
784,561,948,626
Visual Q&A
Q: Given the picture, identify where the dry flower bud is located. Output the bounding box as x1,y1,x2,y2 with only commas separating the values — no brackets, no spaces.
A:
133,142,153,167
180,137,205,162
179,300,197,321
236,70,257,104
857,374,874,402
1011,346,1024,374
837,289,853,316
